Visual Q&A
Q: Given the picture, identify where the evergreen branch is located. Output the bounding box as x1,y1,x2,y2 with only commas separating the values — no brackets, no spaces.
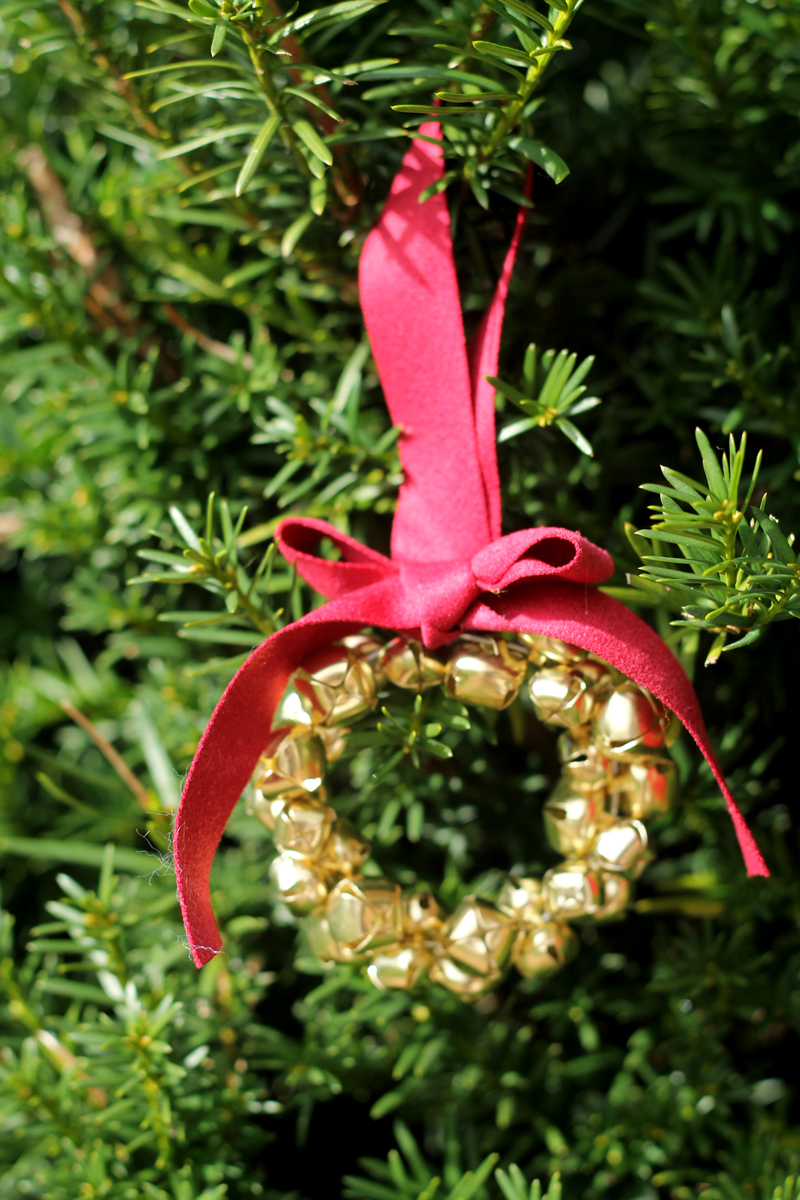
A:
494,343,601,457
631,428,799,662
133,494,283,638
479,0,576,162
344,1120,562,1200
382,0,580,202
56,0,164,140
263,0,365,209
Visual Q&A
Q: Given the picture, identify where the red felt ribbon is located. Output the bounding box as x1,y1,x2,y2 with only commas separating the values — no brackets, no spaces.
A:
174,123,768,968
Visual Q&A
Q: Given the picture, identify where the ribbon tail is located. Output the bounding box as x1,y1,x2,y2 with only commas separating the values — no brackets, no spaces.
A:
464,581,769,877
174,602,369,967
359,122,492,561
467,166,532,541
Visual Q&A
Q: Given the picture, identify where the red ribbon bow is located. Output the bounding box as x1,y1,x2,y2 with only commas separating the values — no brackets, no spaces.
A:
175,124,768,968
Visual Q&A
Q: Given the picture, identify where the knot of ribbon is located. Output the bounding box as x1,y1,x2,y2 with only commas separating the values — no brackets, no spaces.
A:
277,519,615,648
174,121,768,969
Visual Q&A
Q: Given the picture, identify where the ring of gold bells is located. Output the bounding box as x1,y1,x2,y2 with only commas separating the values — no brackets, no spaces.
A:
249,631,680,999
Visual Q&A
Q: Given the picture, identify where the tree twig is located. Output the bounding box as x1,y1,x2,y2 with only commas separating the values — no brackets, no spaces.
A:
18,144,139,338
161,303,255,369
57,0,163,141
60,700,152,810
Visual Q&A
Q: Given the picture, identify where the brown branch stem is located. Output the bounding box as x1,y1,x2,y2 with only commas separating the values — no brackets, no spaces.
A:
60,701,152,810
161,303,255,369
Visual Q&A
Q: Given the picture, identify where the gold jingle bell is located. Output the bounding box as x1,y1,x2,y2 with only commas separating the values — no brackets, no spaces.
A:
543,780,608,857
440,897,517,978
379,637,447,690
611,758,678,820
272,681,311,729
295,644,378,727
592,683,668,761
255,725,326,799
512,917,578,981
319,817,370,879
340,633,387,685
403,890,443,935
316,725,350,763
272,797,335,857
593,872,631,921
543,861,602,919
557,730,610,793
556,725,593,760
444,637,527,710
270,851,327,914
497,876,544,924
367,944,432,990
517,634,587,667
528,666,596,728
570,658,611,690
305,911,336,962
589,819,650,877
429,950,500,997
249,794,287,832
326,879,403,953
305,911,359,963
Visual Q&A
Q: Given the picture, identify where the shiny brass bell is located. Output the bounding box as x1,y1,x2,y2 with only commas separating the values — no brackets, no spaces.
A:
340,633,387,682
305,911,358,963
557,728,610,792
403,890,443,935
574,660,611,690
542,861,602,919
326,879,403,953
512,916,578,981
592,871,631,920
379,637,448,689
444,637,527,709
556,725,593,761
611,758,678,819
543,780,608,857
367,944,432,990
516,634,587,667
295,644,378,726
305,911,337,962
528,666,596,728
319,817,370,879
316,725,350,763
589,819,650,877
592,683,668,760
269,851,327,914
255,725,326,799
497,876,544,924
272,797,335,857
429,950,499,997
249,794,287,832
440,897,517,978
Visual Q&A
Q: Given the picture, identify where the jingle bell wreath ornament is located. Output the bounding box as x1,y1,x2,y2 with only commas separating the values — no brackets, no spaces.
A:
174,123,768,997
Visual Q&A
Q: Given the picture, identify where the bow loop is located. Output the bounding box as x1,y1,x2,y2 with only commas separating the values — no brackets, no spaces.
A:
278,519,613,644
359,123,492,562
471,528,615,592
277,518,396,599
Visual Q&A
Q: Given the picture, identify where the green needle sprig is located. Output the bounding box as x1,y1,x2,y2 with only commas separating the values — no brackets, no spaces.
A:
491,343,601,457
629,429,799,663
